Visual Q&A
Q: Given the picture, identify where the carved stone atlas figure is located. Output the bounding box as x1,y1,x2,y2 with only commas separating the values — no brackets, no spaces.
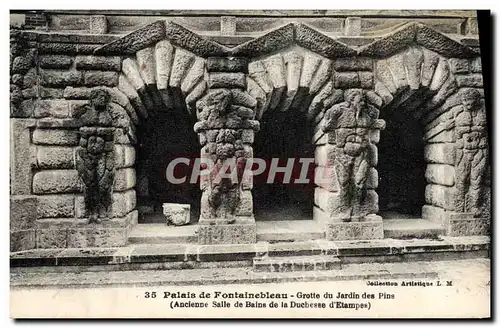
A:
322,89,385,222
443,88,488,217
75,88,116,224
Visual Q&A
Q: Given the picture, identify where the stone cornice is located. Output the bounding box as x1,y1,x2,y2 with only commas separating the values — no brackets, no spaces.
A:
94,20,480,59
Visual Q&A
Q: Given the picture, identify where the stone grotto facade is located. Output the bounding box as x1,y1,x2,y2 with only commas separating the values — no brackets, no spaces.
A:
10,10,490,255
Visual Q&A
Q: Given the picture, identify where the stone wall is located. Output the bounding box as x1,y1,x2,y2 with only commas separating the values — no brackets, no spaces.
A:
10,31,139,250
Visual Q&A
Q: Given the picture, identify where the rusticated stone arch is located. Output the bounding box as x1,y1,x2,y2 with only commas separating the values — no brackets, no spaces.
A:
371,46,489,236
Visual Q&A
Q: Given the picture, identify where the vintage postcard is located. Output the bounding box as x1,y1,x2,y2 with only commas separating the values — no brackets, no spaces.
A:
9,9,491,319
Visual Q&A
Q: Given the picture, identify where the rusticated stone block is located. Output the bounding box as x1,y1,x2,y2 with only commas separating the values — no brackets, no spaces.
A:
75,55,121,71
12,74,23,85
40,69,83,87
32,129,79,146
333,57,372,71
63,86,92,99
111,189,136,218
11,196,38,231
39,87,64,99
207,57,248,73
21,87,37,99
169,48,195,89
32,170,82,194
67,227,128,248
10,119,37,195
12,99,34,118
447,213,489,237
470,57,482,73
23,68,37,88
34,100,69,118
36,228,68,248
114,144,135,168
235,191,253,216
10,229,36,252
90,15,109,34
208,72,246,89
334,72,360,89
197,219,257,245
425,184,455,210
35,146,75,169
448,58,469,74
326,215,383,241
39,55,73,69
314,144,336,166
37,195,75,218
114,168,136,191
456,74,483,87
425,164,455,186
83,71,119,87
314,166,338,192
365,167,379,189
358,71,373,89
12,55,34,74
422,204,447,225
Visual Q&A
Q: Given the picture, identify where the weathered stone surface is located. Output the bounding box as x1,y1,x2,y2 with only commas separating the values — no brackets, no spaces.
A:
114,168,136,191
386,53,408,90
421,204,447,225
35,146,75,169
424,143,455,164
248,61,273,111
40,69,83,87
95,20,166,54
136,47,156,85
333,57,372,71
429,58,450,92
207,57,247,73
37,43,101,55
310,59,332,94
23,68,37,88
36,228,68,248
295,23,357,58
420,50,440,87
447,216,489,237
11,229,36,252
425,184,455,210
230,89,257,109
326,215,384,241
415,24,479,58
281,51,302,111
185,80,207,107
21,87,37,99
122,58,146,90
308,80,334,119
208,72,246,89
12,54,34,74
39,55,74,69
181,57,205,95
11,196,38,231
155,40,175,90
118,74,148,119
33,170,82,194
34,100,69,118
334,72,360,89
111,189,136,218
67,227,128,248
448,58,470,74
404,47,424,89
456,74,483,88
12,99,34,118
358,71,373,89
165,21,228,57
75,55,121,71
359,23,416,58
169,48,195,89
83,71,119,87
90,15,109,34
33,129,79,146
299,55,322,90
114,144,136,168
10,119,37,195
425,164,455,186
470,57,482,73
374,60,397,94
262,54,287,92
63,86,91,99
163,203,190,226
197,220,257,245
12,74,23,85
344,17,362,36
37,194,75,219
314,144,335,166
231,23,294,57
38,87,64,99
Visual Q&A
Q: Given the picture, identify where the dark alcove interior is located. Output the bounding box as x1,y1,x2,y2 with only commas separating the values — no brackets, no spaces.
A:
136,109,201,224
253,110,315,221
377,95,428,219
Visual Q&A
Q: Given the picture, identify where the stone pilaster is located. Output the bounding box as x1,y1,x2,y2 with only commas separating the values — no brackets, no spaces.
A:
195,57,259,244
